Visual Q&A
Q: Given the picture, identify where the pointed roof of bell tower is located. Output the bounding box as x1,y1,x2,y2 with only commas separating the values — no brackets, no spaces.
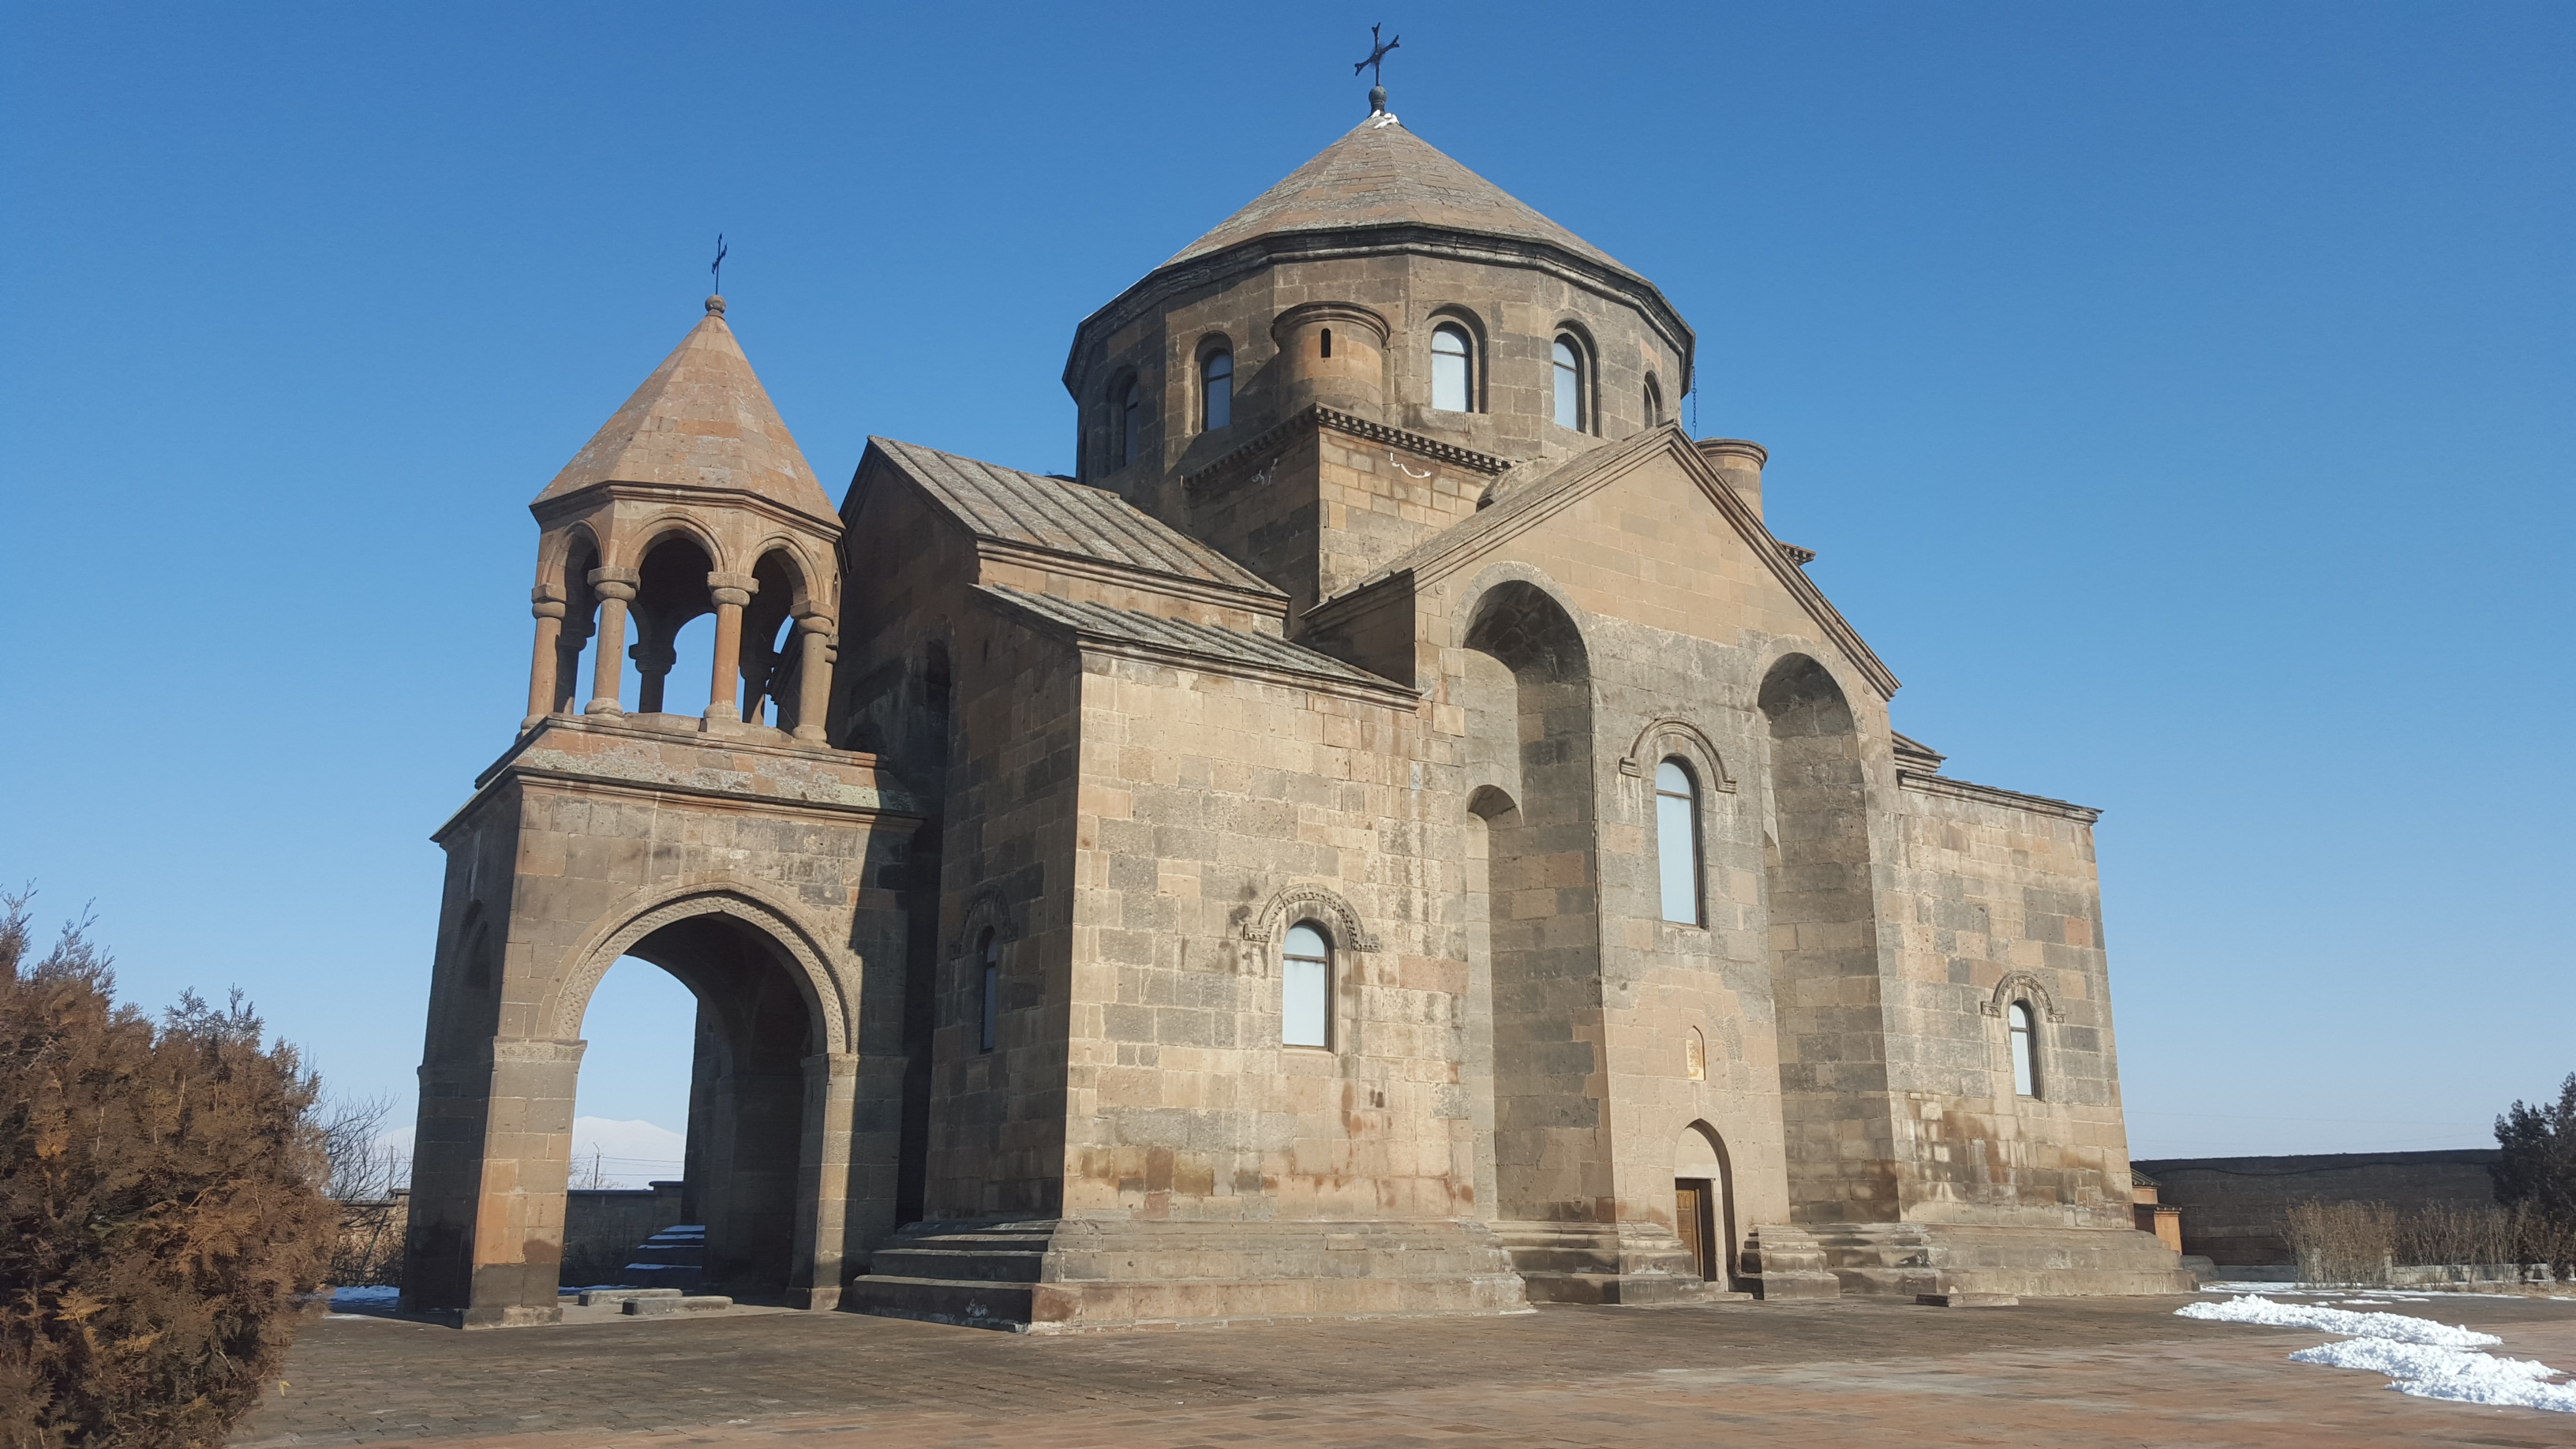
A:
1162,113,1627,277
535,296,837,526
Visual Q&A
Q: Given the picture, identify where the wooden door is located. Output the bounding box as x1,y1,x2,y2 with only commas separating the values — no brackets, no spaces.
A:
1675,1179,1713,1280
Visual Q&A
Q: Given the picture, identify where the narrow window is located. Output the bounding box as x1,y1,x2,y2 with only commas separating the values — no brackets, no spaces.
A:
1119,379,1141,468
1201,350,1232,432
1431,324,1472,412
1656,758,1702,925
1320,328,1333,359
978,928,999,1053
1643,376,1664,429
1282,923,1331,1048
1552,337,1585,431
2009,1002,2039,1097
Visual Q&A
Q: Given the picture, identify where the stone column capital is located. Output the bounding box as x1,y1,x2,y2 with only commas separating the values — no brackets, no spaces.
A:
793,609,837,633
586,566,639,601
710,586,754,608
706,571,760,593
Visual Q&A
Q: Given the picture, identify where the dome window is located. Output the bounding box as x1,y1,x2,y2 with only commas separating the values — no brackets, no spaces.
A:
1201,349,1232,432
1431,324,1473,413
1552,336,1588,432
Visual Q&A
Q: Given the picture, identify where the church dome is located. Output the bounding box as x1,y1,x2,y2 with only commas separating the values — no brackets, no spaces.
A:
1161,114,1632,282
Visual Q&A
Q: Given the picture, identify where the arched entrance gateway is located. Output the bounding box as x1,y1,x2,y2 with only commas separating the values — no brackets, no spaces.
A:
571,905,830,1297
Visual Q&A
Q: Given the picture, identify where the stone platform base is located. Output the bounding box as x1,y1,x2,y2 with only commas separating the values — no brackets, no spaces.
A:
1803,1222,2196,1298
1492,1220,1718,1305
845,1218,1530,1333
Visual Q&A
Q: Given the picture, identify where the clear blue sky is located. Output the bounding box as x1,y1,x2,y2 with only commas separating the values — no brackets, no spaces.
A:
2,2,2567,1166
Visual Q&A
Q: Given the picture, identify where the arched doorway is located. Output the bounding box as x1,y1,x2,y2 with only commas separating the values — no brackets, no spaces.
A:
572,908,828,1297
1674,1122,1736,1288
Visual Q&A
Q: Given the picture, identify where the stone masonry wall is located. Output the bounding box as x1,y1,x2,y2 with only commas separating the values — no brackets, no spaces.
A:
1882,780,2132,1228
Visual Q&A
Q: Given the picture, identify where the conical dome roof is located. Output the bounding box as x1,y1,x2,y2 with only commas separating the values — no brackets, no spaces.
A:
1163,114,1627,275
536,300,837,526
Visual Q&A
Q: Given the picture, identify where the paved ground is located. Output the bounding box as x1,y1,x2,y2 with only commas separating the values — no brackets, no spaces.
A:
234,1292,2576,1447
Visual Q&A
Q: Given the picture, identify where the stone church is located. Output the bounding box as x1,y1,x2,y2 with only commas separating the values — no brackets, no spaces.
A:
402,99,2188,1328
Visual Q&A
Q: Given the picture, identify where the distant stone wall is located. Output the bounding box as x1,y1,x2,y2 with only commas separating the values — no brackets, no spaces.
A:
2130,1151,2499,1265
561,1181,684,1285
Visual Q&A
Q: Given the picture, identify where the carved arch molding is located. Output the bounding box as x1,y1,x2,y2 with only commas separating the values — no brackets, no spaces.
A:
549,887,850,1053
948,885,1019,961
1241,883,1380,953
1619,715,1737,791
1981,970,2065,1024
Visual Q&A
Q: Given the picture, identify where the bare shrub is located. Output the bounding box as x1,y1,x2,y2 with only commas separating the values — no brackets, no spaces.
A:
2397,1203,2520,1267
0,891,336,1448
312,1095,406,1204
328,1195,408,1290
2283,1199,2394,1286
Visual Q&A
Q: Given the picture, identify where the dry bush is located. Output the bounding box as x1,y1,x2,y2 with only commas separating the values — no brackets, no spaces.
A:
2283,1200,2394,1285
2397,1203,2521,1267
328,1196,408,1290
0,893,336,1449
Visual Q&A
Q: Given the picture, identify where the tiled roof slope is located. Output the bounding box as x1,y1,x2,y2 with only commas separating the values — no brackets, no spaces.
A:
869,438,1279,599
1164,116,1626,275
538,302,837,526
974,586,1406,696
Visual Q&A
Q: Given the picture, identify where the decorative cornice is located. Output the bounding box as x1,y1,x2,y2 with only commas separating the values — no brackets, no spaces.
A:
1898,769,2100,824
1183,403,1512,499
531,478,844,540
1777,542,1817,566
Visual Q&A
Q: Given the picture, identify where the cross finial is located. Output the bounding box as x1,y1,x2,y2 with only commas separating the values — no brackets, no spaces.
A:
710,233,728,298
1353,23,1399,114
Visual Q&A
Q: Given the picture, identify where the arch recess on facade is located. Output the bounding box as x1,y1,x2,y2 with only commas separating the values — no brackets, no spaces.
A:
544,882,852,1053
1241,883,1379,953
1619,716,1737,792
1982,970,2065,1024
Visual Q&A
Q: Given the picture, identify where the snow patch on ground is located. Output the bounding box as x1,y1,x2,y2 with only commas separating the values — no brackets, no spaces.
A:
2177,1295,2499,1347
2290,1339,2576,1412
2180,1293,2573,1414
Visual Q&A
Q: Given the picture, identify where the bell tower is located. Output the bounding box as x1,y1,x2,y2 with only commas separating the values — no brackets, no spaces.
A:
522,294,844,737
405,296,923,1327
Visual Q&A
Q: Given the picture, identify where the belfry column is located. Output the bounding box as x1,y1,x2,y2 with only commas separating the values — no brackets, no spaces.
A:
705,573,758,724
585,567,638,715
523,584,566,731
792,612,833,743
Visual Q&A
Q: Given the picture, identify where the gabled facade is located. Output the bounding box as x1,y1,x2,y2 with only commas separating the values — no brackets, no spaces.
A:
405,101,2185,1331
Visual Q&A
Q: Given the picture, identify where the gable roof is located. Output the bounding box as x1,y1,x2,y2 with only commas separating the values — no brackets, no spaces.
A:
1319,423,1902,699
859,437,1282,605
1164,114,1627,276
973,585,1412,705
537,300,837,526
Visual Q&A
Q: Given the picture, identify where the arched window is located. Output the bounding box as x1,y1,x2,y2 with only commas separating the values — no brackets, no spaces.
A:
1643,375,1664,429
1552,336,1586,432
1431,324,1473,413
1118,378,1141,469
1656,758,1702,925
1320,328,1333,359
2009,1002,2039,1098
978,928,1000,1054
1282,923,1331,1048
1201,349,1232,432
